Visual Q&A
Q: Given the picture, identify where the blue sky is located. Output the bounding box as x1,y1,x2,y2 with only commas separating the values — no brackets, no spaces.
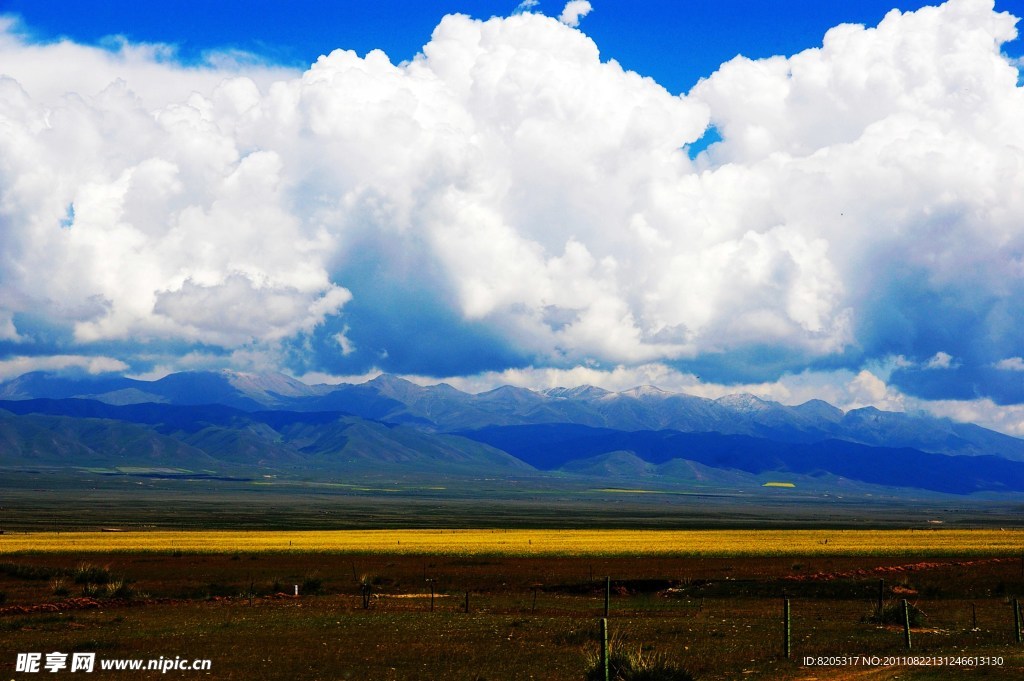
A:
7,0,1019,92
2,0,1024,433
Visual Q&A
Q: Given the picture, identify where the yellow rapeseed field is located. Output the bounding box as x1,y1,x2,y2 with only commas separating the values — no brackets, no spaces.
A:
1,529,1022,556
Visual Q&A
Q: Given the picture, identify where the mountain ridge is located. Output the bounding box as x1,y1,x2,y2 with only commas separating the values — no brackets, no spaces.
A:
2,370,1024,496
3,370,1024,460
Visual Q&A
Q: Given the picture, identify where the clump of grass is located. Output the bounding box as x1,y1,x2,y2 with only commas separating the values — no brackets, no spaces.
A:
584,644,694,681
301,573,324,595
865,600,925,627
80,576,133,600
50,577,70,596
73,562,111,585
104,578,134,599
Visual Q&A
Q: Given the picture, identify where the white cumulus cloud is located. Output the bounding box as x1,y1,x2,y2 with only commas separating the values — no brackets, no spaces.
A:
558,1,593,27
924,351,958,369
995,357,1024,371
0,0,1022,421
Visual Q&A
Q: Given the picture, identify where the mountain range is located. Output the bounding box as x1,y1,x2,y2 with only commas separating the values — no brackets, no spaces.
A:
2,369,1024,496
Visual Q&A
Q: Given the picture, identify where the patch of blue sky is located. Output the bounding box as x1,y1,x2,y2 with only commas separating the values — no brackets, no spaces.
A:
6,1,1018,94
59,203,74,230
685,125,721,160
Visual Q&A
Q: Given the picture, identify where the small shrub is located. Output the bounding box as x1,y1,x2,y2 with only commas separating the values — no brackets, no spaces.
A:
50,577,70,596
865,600,925,627
301,573,323,595
73,563,111,585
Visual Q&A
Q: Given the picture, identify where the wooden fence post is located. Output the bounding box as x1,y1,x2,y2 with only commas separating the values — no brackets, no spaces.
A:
877,579,885,616
600,617,609,681
1015,599,1022,644
604,577,610,618
902,599,912,650
783,598,791,659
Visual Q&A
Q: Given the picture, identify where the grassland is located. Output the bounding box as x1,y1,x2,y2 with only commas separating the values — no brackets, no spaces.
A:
3,474,1024,679
3,528,1024,557
3,549,1024,680
4,469,1024,532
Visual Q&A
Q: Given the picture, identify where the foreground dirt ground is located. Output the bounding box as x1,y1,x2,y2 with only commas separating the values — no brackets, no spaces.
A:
2,552,1024,679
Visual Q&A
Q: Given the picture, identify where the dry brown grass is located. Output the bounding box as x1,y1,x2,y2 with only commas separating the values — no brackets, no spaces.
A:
2,551,1024,679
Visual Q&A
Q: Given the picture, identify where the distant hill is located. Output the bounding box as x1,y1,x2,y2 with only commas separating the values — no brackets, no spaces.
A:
0,370,332,410
2,370,1024,495
457,423,1024,495
0,398,527,477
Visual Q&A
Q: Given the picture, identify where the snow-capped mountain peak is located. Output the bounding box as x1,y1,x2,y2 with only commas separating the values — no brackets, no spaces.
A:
618,385,671,399
714,393,773,412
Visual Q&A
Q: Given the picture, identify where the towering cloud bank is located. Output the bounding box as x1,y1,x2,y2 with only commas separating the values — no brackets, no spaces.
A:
0,1,1022,409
